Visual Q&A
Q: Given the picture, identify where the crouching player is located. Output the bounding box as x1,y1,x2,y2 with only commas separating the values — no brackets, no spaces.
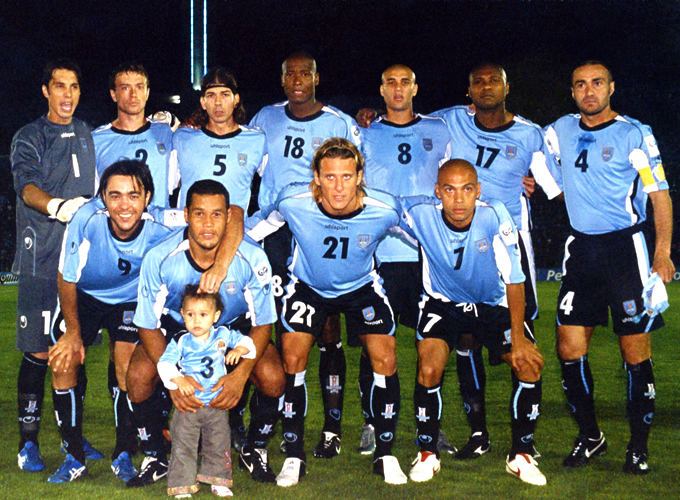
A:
158,286,256,498
47,160,176,482
401,160,546,485
249,138,407,486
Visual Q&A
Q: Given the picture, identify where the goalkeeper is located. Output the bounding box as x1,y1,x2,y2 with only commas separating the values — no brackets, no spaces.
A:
10,58,96,474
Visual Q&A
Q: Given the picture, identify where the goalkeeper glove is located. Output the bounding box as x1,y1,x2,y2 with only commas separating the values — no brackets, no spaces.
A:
47,196,89,223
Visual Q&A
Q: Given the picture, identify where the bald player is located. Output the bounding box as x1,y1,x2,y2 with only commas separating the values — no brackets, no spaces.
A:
399,160,546,485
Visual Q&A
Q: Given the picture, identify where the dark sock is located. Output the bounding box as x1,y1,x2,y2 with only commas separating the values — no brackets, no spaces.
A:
560,355,600,439
318,340,345,435
247,388,279,449
358,349,374,427
76,364,87,403
625,358,655,453
456,348,488,436
413,381,441,455
107,360,117,399
129,388,167,461
17,353,48,450
229,380,252,438
53,387,85,464
281,372,306,459
371,372,400,458
509,374,542,458
112,390,136,458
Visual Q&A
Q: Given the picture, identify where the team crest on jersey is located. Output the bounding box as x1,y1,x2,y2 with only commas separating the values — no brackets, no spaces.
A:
357,234,370,249
506,145,517,159
475,238,489,253
416,407,429,422
80,138,88,151
217,340,227,355
312,137,323,150
602,147,614,162
123,311,134,325
362,307,375,321
225,281,237,295
422,138,433,151
157,142,167,155
238,153,247,167
623,300,637,316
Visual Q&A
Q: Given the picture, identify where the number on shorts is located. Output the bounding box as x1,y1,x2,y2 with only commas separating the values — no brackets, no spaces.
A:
289,301,316,328
42,310,51,336
422,313,442,333
271,275,284,297
559,291,575,315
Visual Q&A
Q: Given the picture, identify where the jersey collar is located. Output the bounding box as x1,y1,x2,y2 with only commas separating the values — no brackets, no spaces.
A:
284,104,324,122
111,121,151,135
473,115,515,133
107,217,146,242
441,209,472,233
578,118,617,131
317,202,363,220
378,116,422,128
201,126,242,139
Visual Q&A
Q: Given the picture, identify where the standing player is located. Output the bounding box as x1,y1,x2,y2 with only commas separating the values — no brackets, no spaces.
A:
358,64,452,454
127,180,284,487
430,63,561,459
249,138,407,486
47,160,176,483
249,51,359,458
357,63,560,458
401,160,546,485
11,59,96,472
93,63,174,208
544,61,674,474
171,66,266,453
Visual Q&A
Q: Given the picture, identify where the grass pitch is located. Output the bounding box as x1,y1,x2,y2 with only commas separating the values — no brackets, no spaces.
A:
1,282,679,499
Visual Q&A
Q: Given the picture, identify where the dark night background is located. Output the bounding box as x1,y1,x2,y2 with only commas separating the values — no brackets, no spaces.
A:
1,0,679,271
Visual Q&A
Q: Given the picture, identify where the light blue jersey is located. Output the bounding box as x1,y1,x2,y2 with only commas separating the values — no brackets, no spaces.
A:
58,198,175,304
544,114,667,235
400,196,525,306
433,105,561,231
134,229,276,329
251,184,401,299
93,121,174,208
361,114,451,263
171,125,266,210
250,102,360,209
158,326,253,405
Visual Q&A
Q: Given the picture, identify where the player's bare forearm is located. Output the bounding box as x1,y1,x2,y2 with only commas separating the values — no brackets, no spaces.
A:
229,323,271,381
22,184,54,214
57,273,81,339
138,327,168,365
200,206,244,293
649,190,675,283
507,282,543,375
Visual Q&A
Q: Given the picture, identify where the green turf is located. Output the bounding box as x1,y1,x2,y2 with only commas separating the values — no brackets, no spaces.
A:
1,283,679,499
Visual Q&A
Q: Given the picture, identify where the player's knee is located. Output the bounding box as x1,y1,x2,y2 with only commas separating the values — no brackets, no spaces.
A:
513,363,541,383
125,361,157,403
417,362,443,387
368,352,397,376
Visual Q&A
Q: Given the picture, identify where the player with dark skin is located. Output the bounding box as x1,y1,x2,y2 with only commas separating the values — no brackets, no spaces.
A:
126,193,284,415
